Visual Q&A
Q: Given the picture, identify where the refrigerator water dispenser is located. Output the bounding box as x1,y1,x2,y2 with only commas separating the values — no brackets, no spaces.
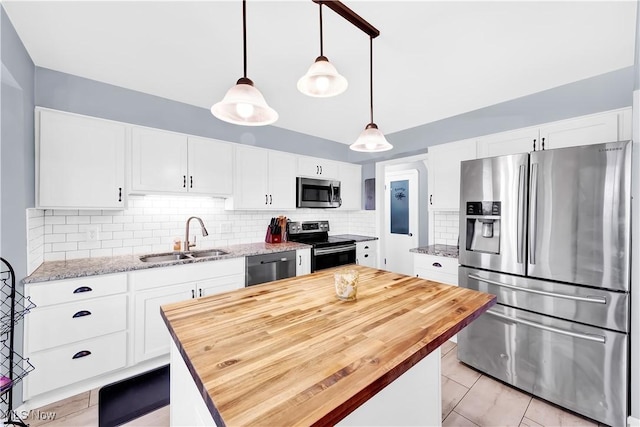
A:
465,201,501,254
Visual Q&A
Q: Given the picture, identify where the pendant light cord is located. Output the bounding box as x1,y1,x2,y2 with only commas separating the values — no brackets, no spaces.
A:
369,36,374,124
242,0,247,78
319,4,324,57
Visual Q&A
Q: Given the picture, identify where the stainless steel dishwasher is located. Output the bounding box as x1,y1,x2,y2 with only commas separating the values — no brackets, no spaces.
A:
245,251,296,286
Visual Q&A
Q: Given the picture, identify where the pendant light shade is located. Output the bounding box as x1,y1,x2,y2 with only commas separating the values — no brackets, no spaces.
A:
298,4,348,98
350,37,392,152
350,123,392,152
211,77,278,126
298,56,348,97
211,0,278,126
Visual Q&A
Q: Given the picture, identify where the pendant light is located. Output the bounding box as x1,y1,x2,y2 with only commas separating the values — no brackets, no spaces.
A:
297,3,348,97
211,0,278,126
350,37,392,152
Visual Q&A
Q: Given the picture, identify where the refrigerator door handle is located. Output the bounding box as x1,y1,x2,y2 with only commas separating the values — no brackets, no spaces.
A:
529,163,539,265
517,164,526,264
485,309,606,343
468,274,607,304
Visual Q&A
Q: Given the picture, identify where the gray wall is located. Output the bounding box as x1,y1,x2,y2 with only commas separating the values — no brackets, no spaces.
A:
35,67,352,161
1,6,35,410
350,66,635,164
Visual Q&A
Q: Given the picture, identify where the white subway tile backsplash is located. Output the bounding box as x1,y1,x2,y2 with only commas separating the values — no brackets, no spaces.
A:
27,195,377,263
433,211,460,245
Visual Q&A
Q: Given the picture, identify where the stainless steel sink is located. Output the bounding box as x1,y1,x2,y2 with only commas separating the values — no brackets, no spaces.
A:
139,249,229,263
139,253,193,263
190,249,228,258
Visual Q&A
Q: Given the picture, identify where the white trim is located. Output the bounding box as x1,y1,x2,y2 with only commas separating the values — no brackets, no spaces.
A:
628,415,640,427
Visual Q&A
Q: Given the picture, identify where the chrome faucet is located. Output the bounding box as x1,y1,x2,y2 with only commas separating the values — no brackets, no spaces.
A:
184,216,209,251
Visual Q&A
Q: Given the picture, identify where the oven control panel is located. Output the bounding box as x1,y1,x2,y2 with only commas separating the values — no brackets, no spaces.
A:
288,221,330,235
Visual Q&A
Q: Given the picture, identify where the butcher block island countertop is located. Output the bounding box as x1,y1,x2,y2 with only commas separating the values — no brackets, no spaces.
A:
160,265,496,426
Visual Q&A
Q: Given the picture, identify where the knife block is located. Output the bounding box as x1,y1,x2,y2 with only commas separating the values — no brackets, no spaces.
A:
265,227,282,243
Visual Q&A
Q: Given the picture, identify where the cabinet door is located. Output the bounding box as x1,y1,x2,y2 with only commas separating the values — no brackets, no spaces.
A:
187,137,233,196
476,127,539,158
268,150,296,210
195,274,244,298
131,127,188,193
356,241,377,268
298,156,339,179
428,138,477,210
540,112,619,150
134,282,193,363
296,249,311,276
233,145,270,209
37,109,125,209
338,163,362,210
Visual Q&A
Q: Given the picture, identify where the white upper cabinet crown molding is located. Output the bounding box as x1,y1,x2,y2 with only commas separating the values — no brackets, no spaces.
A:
36,108,126,210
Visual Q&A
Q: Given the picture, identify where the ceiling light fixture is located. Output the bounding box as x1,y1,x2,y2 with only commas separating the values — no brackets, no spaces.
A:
211,0,278,126
349,36,393,152
297,3,348,97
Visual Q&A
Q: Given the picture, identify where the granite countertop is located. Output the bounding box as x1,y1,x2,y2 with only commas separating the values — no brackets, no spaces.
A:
331,234,378,242
24,241,311,284
409,244,459,259
160,265,496,426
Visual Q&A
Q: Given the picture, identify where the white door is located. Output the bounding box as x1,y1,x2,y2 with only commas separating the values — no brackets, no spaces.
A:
384,170,419,275
131,127,188,193
187,136,233,196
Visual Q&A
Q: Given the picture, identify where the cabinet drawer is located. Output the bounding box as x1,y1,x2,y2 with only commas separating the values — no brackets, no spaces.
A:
27,294,127,352
415,268,457,286
24,331,127,398
413,254,458,275
28,274,127,307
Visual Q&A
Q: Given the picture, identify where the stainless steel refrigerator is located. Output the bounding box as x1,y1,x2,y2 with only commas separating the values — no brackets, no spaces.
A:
458,141,631,426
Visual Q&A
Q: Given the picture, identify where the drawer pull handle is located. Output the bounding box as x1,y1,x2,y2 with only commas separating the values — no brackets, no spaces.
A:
432,262,442,268
72,310,92,318
73,286,93,294
72,350,92,359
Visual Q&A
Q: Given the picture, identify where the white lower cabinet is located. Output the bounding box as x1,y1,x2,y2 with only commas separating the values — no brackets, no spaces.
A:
356,241,377,268
23,274,129,400
132,258,244,363
296,249,311,276
413,253,458,286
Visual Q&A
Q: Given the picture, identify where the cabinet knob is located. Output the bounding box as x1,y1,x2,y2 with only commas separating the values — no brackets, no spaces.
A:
265,194,268,204
364,245,369,249
72,350,92,359
541,137,545,151
533,139,537,152
364,254,369,258
199,288,203,297
320,165,323,174
317,166,319,174
183,175,187,188
72,310,92,318
118,187,122,202
190,176,193,188
269,195,273,205
73,286,92,294
432,262,442,268
191,289,195,299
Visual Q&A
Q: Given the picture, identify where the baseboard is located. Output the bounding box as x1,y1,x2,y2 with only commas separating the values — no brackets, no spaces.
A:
628,415,640,427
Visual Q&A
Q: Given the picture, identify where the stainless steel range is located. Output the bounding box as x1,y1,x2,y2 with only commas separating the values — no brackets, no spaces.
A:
287,221,355,272
458,141,631,426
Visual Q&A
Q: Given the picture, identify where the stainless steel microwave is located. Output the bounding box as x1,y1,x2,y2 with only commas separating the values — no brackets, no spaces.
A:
296,177,341,208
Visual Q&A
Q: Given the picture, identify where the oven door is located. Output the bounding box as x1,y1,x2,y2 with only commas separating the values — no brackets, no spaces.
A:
312,244,356,271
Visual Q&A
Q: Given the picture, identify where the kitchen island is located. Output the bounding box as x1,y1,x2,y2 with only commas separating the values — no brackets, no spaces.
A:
160,265,496,426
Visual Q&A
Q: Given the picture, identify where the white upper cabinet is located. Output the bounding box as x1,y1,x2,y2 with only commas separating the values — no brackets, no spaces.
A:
227,145,296,210
130,127,233,196
187,136,233,195
539,111,619,149
477,108,628,158
338,163,362,210
36,109,126,209
428,138,477,211
476,128,540,158
297,156,339,179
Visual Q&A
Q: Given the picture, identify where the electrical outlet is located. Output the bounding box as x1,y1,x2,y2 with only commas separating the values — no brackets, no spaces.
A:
86,225,100,242
220,222,233,234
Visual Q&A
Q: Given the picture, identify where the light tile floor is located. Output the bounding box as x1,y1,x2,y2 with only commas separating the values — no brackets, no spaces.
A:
24,342,602,427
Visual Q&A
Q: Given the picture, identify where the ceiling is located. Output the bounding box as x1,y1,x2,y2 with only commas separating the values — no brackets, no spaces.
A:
3,1,637,145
